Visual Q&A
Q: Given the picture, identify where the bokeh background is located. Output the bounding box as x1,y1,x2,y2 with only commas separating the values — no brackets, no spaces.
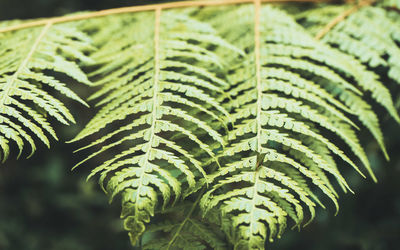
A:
0,1,399,249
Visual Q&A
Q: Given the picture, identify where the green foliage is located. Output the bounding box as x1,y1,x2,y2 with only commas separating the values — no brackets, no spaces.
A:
195,4,393,248
142,200,227,250
1,0,400,249
297,3,400,88
0,21,90,161
71,9,240,245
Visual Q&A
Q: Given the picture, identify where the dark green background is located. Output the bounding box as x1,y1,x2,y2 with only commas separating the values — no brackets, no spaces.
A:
0,1,399,249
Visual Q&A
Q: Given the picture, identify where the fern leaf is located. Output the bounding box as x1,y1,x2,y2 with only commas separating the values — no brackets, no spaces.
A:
72,10,237,244
297,4,400,121
196,4,379,247
2,1,399,249
0,22,90,161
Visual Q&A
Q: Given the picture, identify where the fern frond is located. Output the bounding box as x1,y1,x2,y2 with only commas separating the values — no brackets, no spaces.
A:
0,21,90,162
72,10,238,244
2,0,395,248
195,4,382,247
297,3,400,118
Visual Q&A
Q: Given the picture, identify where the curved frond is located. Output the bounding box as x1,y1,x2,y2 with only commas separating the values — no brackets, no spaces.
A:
195,4,389,247
297,3,400,124
72,10,236,244
1,0,394,248
0,21,90,161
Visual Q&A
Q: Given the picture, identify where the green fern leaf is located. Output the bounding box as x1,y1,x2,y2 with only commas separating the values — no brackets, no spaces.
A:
297,4,400,121
195,4,390,248
2,1,396,248
0,21,90,162
71,10,238,244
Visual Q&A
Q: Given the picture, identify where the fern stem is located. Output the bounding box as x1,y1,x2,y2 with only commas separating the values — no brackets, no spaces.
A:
151,7,162,140
166,189,203,250
254,0,263,158
135,7,162,220
0,0,330,34
252,4,265,241
249,171,261,245
129,8,162,232
314,0,375,40
141,7,161,169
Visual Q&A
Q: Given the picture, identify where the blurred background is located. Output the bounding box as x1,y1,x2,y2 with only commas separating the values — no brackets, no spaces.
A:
0,0,399,249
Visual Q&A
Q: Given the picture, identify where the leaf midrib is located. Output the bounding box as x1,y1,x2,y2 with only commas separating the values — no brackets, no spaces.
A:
0,22,52,109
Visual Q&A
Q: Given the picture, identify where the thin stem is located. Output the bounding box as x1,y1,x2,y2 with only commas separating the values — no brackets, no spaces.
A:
254,0,263,160
314,0,375,40
0,0,330,33
166,189,203,250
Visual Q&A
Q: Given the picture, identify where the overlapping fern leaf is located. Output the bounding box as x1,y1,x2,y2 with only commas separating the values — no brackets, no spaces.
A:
297,2,400,87
0,21,90,162
71,10,240,244
141,199,227,250
192,3,399,248
2,0,399,249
